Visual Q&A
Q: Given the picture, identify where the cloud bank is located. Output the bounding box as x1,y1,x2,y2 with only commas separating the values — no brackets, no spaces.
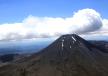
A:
0,8,105,40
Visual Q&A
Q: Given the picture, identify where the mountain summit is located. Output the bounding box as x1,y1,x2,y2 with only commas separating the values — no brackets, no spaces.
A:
0,34,108,76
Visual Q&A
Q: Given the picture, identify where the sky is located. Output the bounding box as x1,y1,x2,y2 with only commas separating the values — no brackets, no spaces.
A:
0,0,108,23
0,0,108,40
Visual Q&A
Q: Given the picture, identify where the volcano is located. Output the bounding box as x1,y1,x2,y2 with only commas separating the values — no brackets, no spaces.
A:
0,34,108,76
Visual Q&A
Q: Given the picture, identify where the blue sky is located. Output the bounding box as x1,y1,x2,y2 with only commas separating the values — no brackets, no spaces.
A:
0,0,108,24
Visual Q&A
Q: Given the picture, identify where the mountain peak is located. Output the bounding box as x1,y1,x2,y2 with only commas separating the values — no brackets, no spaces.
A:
61,34,83,42
60,34,78,50
59,34,84,48
40,34,89,58
61,34,79,38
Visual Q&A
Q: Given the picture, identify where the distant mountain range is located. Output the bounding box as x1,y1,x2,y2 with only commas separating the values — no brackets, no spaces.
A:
0,34,108,76
0,38,55,55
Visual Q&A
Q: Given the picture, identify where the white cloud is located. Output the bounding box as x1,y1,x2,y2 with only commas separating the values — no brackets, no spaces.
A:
0,8,105,40
83,19,108,36
102,19,108,30
70,9,102,34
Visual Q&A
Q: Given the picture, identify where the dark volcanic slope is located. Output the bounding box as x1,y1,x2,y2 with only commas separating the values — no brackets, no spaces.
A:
0,34,108,76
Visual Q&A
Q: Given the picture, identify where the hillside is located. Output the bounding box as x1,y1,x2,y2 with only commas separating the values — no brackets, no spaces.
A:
0,34,108,76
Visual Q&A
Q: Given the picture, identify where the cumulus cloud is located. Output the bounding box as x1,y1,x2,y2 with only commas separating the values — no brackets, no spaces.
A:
0,8,104,40
87,19,108,36
102,19,108,30
69,9,102,34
